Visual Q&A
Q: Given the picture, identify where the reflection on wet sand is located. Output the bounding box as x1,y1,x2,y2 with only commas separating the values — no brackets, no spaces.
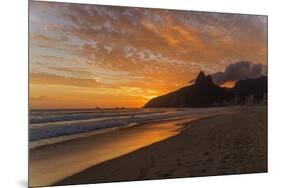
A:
29,116,204,187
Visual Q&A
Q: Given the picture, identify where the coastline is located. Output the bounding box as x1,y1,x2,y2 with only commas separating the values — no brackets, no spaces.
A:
29,114,214,150
55,106,267,186
30,113,219,187
29,107,226,149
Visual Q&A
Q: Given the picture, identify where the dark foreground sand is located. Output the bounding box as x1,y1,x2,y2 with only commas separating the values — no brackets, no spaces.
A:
55,106,267,186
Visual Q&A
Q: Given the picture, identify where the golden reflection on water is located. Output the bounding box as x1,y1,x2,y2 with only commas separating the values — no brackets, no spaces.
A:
29,117,201,187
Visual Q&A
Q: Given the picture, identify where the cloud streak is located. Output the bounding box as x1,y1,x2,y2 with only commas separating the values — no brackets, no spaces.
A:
30,72,103,88
29,1,267,108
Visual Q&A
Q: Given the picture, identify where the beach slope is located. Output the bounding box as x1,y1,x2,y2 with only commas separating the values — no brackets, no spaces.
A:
56,106,267,186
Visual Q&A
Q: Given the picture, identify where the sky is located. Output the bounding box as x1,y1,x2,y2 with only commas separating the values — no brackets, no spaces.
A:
29,1,267,109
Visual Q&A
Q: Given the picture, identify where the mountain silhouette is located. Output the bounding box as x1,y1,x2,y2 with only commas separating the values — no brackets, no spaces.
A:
195,71,213,86
233,76,267,103
143,71,267,108
144,71,233,108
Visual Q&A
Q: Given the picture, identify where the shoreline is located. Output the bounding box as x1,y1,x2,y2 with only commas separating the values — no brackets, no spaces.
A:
29,115,211,151
54,106,267,187
30,114,218,187
29,115,209,150
29,107,228,150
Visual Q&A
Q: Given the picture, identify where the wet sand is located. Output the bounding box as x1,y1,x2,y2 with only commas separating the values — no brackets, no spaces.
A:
29,114,216,187
55,106,267,186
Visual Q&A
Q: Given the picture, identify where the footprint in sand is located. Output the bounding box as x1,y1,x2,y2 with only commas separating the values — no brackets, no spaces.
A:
180,146,186,151
201,169,208,173
150,158,156,168
203,152,210,156
176,158,183,166
139,168,147,179
223,155,230,160
162,172,172,178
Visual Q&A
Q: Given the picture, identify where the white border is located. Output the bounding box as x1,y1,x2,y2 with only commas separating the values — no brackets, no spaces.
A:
1,0,281,188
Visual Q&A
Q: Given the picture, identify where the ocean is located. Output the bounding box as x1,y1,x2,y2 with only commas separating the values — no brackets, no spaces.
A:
29,107,230,186
29,108,225,149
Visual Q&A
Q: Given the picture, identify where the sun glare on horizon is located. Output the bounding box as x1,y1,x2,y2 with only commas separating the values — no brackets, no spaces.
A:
29,1,267,109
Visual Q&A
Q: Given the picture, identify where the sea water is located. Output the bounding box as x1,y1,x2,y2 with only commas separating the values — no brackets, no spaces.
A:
29,108,225,148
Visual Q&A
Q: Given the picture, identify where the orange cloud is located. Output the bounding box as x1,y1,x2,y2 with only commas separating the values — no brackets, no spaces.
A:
29,1,267,108
30,72,102,88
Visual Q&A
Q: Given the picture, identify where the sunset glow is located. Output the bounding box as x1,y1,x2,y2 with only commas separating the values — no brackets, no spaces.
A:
29,1,267,109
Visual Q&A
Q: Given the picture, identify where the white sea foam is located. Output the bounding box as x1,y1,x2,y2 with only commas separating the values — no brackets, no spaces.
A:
29,107,227,148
